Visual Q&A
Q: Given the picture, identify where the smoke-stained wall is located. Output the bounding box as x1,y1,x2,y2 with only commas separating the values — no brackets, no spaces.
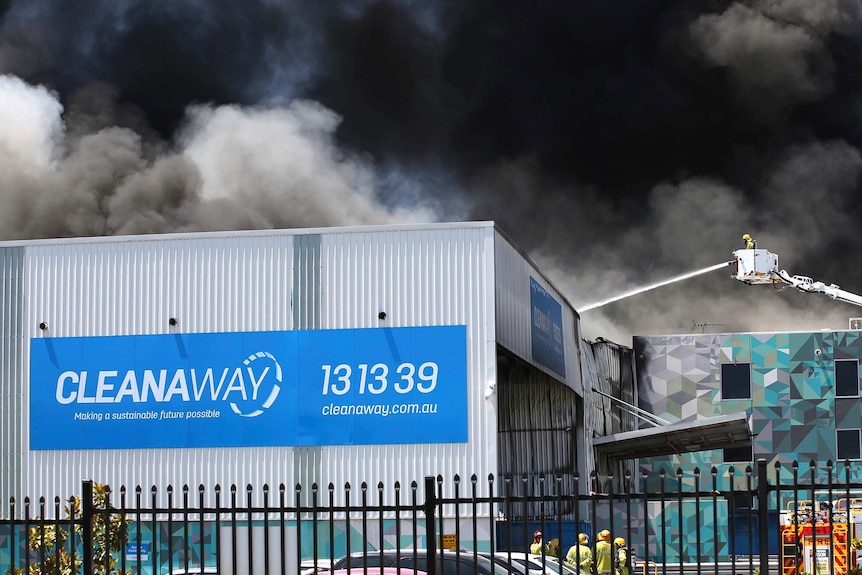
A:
582,339,637,488
495,349,582,520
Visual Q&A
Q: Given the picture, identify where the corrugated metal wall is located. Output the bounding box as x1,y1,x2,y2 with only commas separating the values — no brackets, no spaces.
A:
496,349,582,519
0,247,25,503
492,231,588,519
582,338,637,490
493,232,583,396
5,223,498,504
313,225,497,494
23,234,296,503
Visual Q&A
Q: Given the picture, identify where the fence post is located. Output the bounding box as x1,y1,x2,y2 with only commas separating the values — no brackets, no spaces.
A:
424,476,438,575
82,479,94,575
757,459,769,575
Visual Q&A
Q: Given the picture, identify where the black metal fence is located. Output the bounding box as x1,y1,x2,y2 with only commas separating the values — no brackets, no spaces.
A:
3,459,862,575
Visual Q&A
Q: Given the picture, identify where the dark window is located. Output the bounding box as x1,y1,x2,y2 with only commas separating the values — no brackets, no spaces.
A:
836,360,860,397
721,363,751,399
837,429,861,460
723,444,753,463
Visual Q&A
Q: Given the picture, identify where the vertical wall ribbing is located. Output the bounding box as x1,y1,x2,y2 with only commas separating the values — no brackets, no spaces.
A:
293,234,322,498
7,224,500,504
0,247,24,503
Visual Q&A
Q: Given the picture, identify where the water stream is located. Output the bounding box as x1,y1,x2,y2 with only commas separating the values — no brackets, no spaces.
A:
579,261,732,312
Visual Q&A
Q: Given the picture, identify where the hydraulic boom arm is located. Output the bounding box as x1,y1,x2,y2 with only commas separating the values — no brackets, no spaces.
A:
732,248,862,307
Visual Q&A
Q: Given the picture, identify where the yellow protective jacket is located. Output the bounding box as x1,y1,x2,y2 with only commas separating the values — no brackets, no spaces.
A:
530,542,549,555
616,548,628,575
566,544,593,571
595,540,613,574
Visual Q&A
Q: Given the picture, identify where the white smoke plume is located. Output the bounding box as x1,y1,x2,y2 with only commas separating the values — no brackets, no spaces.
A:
689,0,850,121
0,75,435,240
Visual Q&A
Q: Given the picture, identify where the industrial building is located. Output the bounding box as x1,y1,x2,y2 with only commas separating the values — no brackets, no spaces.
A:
11,222,857,568
628,328,862,561
635,328,862,478
0,221,636,510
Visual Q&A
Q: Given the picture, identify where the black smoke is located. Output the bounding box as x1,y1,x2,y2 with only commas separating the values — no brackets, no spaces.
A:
2,0,862,341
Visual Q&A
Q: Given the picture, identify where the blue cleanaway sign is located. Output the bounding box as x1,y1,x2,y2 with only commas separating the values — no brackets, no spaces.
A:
530,277,566,377
29,326,468,450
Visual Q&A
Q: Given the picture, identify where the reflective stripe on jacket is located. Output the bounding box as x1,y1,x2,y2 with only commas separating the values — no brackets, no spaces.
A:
595,540,613,574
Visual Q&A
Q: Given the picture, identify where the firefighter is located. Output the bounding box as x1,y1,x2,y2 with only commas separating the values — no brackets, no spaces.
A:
614,537,628,575
566,533,593,572
595,530,613,575
530,530,549,555
547,537,561,558
742,233,756,249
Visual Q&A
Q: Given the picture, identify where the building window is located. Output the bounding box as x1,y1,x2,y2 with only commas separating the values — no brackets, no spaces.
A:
836,360,860,397
837,429,861,460
723,445,753,463
721,363,751,400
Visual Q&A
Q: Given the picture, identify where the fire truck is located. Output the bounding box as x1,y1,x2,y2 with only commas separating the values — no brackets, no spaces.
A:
777,495,862,575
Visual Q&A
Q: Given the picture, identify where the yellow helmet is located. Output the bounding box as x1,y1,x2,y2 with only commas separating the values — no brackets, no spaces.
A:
598,530,611,541
614,537,626,547
742,233,751,240
579,533,589,544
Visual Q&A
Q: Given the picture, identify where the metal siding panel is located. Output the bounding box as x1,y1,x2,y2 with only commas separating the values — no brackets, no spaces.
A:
493,232,583,395
292,234,323,496
27,236,297,337
14,224,498,505
1,247,25,502
23,234,295,502
496,354,580,514
314,226,497,501
294,234,321,330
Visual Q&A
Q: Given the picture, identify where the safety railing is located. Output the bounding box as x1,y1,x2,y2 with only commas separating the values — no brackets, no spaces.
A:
2,459,862,575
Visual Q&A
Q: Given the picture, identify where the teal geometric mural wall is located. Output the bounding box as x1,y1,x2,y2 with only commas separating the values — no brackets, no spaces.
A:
632,330,862,561
635,330,862,474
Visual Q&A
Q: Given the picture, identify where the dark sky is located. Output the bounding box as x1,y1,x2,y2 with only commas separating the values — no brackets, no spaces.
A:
1,0,862,341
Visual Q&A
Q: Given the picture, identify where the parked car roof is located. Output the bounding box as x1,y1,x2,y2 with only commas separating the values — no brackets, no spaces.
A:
332,549,510,575
480,552,579,575
166,567,218,575
481,553,540,575
525,554,580,575
301,558,335,575
330,569,428,575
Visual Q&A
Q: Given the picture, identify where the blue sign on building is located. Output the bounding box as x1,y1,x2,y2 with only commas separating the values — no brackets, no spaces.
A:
30,326,468,450
125,543,149,562
530,277,566,377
